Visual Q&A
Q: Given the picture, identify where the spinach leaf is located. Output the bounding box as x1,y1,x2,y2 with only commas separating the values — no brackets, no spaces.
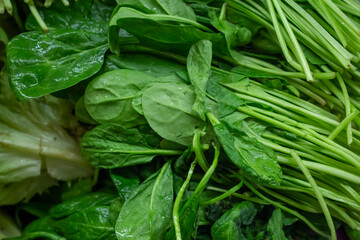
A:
208,114,282,186
75,97,98,125
106,54,189,82
6,29,108,100
115,161,173,239
81,123,181,168
117,0,196,20
49,192,117,219
25,0,113,33
12,216,63,240
211,201,258,240
84,69,155,126
187,39,212,120
142,83,205,145
54,206,116,240
210,10,252,49
109,7,223,54
110,168,140,201
267,209,288,240
84,69,185,126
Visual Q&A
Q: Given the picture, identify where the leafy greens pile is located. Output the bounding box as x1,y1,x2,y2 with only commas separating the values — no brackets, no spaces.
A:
2,0,360,239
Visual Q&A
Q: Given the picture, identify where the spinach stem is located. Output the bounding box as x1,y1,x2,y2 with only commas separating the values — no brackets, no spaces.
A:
193,131,209,173
173,159,197,240
25,0,48,33
201,181,243,206
206,186,268,205
291,150,336,240
273,0,313,81
244,180,329,237
328,111,359,141
337,73,353,145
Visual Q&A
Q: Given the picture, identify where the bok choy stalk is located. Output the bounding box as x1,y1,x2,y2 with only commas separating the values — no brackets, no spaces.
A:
0,64,93,205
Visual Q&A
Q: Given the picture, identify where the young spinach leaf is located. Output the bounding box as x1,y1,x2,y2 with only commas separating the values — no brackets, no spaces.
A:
187,39,212,120
142,83,205,145
115,161,173,240
84,69,155,126
81,123,181,168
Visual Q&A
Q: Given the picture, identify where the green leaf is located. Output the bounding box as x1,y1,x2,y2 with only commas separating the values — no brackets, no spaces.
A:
75,97,98,125
60,178,93,202
210,11,252,48
142,83,205,145
106,54,189,82
117,0,196,20
187,39,212,120
267,209,288,240
84,69,155,126
81,123,180,168
211,201,259,240
209,118,282,186
54,206,116,240
25,0,113,34
49,192,117,219
115,161,173,239
109,7,223,54
110,168,140,201
6,29,108,99
84,69,184,126
345,224,360,240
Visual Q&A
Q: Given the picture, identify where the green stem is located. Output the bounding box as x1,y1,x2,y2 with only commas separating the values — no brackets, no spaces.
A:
267,0,302,71
273,0,313,81
206,186,268,204
337,73,353,145
193,131,208,173
244,180,329,237
173,159,197,240
237,106,360,168
202,181,243,206
290,150,336,240
25,0,48,32
328,111,359,141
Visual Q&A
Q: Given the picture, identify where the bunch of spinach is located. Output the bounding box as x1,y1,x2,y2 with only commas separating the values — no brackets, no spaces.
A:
3,0,360,239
